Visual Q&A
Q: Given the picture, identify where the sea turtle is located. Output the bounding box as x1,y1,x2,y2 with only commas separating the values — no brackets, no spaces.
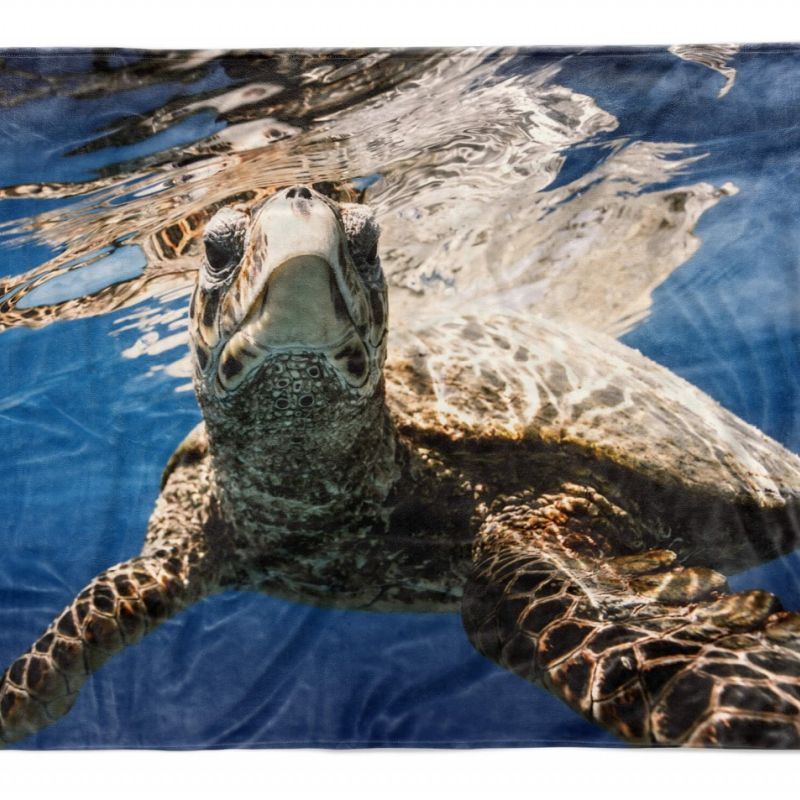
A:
3,185,800,748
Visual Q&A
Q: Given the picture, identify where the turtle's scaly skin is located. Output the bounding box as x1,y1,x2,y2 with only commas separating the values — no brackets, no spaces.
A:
0,552,203,742
464,486,800,747
0,453,224,744
3,187,800,747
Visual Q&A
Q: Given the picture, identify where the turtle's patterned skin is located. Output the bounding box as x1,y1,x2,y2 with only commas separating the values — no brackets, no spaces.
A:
465,487,800,746
3,187,800,747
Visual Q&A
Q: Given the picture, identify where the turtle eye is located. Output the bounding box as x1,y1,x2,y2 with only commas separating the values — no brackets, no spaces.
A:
202,207,249,283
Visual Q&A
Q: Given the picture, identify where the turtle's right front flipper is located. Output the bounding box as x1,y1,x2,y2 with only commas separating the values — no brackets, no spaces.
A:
0,541,214,745
462,484,800,747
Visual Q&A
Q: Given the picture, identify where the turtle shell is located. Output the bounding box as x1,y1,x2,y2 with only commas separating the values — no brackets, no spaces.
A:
386,312,800,508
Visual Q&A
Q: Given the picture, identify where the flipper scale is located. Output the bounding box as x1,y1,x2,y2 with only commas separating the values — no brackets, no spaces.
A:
462,486,800,747
0,539,214,744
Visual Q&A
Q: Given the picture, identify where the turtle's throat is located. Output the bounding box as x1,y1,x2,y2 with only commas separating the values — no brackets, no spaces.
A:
201,374,401,525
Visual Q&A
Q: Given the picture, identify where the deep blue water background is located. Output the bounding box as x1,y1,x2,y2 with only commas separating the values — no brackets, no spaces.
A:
1,47,800,748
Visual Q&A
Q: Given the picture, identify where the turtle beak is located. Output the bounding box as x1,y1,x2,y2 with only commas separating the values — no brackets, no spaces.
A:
258,186,342,273
241,186,363,347
245,191,353,348
210,186,372,394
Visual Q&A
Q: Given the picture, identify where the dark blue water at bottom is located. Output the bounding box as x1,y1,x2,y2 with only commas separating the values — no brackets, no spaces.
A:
2,47,800,748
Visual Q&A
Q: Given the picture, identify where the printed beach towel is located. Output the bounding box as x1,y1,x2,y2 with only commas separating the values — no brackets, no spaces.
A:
1,46,800,750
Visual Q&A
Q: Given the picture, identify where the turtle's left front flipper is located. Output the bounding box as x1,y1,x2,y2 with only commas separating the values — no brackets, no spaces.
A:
0,540,215,745
462,484,800,747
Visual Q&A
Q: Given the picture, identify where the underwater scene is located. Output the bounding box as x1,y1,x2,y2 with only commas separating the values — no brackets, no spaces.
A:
1,46,800,748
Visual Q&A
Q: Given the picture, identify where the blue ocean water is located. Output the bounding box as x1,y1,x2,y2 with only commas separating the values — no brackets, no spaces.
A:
1,47,799,748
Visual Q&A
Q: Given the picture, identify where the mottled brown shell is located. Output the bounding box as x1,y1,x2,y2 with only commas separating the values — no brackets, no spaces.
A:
386,313,800,507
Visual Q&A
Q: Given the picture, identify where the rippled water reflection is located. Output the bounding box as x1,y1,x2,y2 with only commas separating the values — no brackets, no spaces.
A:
1,46,799,748
0,49,732,376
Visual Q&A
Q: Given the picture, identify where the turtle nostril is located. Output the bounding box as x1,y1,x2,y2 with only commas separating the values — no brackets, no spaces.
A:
286,186,312,200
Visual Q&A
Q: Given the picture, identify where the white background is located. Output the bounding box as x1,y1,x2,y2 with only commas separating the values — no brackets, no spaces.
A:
2,1,799,796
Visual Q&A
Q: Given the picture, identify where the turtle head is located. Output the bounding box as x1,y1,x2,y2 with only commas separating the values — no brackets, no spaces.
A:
189,186,388,434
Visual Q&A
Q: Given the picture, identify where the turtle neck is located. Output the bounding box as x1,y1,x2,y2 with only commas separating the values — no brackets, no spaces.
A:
197,352,402,533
